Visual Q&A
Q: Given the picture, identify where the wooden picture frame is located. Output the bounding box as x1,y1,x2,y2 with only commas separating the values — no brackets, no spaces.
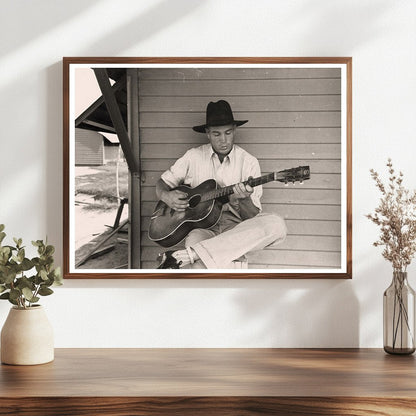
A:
63,57,352,279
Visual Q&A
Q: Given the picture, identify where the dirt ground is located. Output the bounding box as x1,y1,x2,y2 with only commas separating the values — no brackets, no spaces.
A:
74,166,129,269
75,223,129,270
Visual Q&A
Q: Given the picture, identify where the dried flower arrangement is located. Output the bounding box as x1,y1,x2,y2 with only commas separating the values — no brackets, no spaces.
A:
366,159,416,272
367,159,416,354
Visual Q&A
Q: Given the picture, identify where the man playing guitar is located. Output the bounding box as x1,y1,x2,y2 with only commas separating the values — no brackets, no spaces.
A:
155,100,287,269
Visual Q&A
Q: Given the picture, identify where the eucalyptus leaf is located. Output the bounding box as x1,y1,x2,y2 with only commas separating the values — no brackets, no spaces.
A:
34,275,43,285
17,276,35,290
44,256,54,265
38,287,54,296
21,258,33,271
0,231,5,244
39,269,48,281
45,245,55,256
0,224,4,232
9,288,21,301
17,248,25,263
0,246,10,255
0,253,8,266
3,271,16,285
54,267,63,285
0,292,9,299
43,277,54,287
22,287,34,301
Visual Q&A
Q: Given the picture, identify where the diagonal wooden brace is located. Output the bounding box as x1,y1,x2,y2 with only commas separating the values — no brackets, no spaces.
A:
75,74,126,129
93,68,140,175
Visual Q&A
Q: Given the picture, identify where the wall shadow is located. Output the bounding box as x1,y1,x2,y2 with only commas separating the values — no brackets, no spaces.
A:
1,0,102,56
287,0,394,52
83,0,205,55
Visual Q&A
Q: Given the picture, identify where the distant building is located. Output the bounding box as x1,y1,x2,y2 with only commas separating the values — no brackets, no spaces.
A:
75,128,121,166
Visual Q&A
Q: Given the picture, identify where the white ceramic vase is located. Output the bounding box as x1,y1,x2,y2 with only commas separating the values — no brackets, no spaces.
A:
1,305,54,365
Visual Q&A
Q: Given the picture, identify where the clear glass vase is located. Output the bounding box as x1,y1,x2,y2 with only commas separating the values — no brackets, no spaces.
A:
383,271,415,355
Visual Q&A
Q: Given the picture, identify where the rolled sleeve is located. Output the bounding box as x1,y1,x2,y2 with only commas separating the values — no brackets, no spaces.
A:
160,150,191,188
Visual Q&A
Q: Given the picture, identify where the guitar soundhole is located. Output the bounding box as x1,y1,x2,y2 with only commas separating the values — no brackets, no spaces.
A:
188,194,201,209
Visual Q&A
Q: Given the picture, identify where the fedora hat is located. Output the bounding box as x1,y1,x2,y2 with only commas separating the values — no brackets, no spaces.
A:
192,100,248,133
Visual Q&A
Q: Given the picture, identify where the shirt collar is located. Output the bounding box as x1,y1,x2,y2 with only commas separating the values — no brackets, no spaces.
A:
209,144,235,163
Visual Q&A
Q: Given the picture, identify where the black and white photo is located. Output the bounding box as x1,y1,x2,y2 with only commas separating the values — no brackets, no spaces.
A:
63,58,352,279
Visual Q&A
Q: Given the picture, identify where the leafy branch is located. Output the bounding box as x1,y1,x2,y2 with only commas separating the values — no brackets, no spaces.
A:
0,224,62,309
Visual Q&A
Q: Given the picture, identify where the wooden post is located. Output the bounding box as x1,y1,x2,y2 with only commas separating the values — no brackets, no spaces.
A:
127,68,141,269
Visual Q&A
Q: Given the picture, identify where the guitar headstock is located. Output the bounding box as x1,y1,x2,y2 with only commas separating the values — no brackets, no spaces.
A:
274,166,310,184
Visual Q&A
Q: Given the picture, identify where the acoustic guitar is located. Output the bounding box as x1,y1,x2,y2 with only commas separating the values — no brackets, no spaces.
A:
148,165,310,247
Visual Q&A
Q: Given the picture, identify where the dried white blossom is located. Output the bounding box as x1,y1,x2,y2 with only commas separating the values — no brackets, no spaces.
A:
366,159,416,272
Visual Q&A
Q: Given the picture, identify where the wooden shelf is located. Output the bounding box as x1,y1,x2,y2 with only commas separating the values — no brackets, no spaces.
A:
1,348,415,415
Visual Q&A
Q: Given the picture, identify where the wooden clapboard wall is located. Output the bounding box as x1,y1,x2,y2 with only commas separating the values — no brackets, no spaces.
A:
138,68,341,270
75,128,104,166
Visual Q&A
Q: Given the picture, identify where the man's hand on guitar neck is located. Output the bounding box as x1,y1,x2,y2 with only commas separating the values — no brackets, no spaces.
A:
229,178,259,220
230,181,254,200
229,178,254,206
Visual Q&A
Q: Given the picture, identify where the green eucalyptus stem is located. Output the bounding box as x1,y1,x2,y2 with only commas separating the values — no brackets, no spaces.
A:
31,284,41,307
0,224,62,308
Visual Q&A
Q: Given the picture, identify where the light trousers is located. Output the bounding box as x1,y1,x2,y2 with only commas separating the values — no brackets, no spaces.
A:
185,210,287,269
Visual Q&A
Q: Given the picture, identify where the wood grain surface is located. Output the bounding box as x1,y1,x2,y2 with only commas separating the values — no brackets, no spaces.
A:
1,348,415,415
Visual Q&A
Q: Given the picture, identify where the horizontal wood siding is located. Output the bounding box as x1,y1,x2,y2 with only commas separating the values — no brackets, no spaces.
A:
138,68,342,269
75,128,103,166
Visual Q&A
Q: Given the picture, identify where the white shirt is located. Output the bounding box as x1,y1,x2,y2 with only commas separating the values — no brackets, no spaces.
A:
161,144,262,211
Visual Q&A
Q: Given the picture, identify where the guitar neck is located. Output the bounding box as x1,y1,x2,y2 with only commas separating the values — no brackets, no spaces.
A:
201,173,275,202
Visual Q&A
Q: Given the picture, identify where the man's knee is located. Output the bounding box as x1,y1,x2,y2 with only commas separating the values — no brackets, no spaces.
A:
185,228,211,247
261,213,287,242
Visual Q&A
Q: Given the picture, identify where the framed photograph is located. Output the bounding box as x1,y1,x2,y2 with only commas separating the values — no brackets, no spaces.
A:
63,57,352,279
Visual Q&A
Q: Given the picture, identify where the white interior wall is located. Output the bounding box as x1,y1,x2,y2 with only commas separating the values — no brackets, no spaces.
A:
1,0,415,347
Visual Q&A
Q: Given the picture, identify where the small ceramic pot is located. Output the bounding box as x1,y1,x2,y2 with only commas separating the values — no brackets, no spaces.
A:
1,305,54,365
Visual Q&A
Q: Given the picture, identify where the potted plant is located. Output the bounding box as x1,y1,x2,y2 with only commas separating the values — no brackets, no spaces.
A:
366,159,416,354
0,224,62,365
